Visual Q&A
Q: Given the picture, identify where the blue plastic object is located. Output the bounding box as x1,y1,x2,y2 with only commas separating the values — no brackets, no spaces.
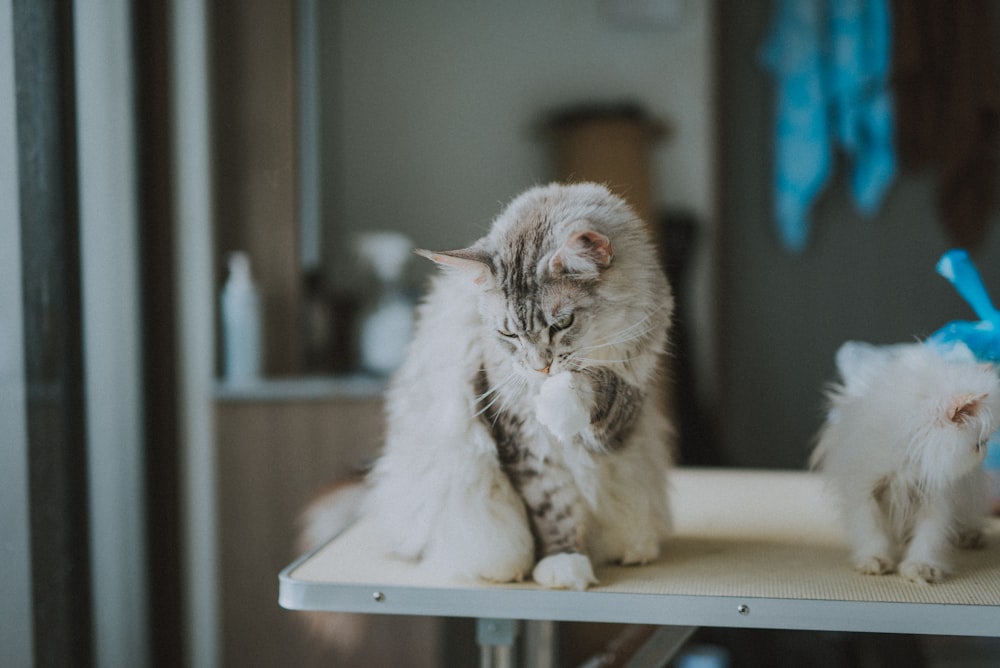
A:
927,249,1000,362
927,249,1000,510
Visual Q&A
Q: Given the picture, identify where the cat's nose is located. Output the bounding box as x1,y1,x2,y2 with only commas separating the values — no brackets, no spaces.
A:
535,364,551,375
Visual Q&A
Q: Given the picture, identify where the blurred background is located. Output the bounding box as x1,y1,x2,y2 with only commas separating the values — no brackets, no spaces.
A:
4,0,1000,666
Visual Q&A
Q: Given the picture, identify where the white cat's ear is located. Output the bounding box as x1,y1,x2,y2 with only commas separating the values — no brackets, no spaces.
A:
549,230,614,278
415,248,494,286
945,392,988,425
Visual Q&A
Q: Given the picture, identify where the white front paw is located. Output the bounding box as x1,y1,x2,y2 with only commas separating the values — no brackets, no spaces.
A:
899,560,945,584
854,555,895,575
532,553,597,590
535,372,590,442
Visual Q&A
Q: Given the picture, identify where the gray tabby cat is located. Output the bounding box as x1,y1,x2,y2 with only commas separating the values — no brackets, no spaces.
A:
319,182,675,591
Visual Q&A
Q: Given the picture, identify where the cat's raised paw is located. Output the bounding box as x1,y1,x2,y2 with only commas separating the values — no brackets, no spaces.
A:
854,555,895,575
532,553,597,591
899,561,944,584
535,373,590,442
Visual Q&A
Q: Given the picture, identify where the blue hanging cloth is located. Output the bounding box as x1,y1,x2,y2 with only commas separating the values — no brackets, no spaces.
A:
760,0,897,253
760,0,831,253
829,0,896,215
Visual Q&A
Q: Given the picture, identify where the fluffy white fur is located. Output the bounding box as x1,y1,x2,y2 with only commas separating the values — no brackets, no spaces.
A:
811,341,999,583
535,371,593,443
360,183,674,590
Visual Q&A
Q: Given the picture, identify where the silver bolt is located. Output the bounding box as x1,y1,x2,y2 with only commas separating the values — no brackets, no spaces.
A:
373,591,385,602
737,604,750,616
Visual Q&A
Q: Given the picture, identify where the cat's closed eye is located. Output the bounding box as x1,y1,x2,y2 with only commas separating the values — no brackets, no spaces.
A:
498,329,518,339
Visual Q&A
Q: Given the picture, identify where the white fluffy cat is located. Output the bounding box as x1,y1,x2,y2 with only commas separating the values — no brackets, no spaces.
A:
811,341,999,583
305,183,675,592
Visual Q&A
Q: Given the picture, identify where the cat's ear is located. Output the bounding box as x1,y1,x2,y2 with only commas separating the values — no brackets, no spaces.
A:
549,230,614,278
945,392,989,425
415,248,494,286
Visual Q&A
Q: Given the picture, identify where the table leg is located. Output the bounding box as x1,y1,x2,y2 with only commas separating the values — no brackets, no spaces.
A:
625,625,697,668
477,618,519,668
577,625,697,668
524,619,557,667
476,619,694,668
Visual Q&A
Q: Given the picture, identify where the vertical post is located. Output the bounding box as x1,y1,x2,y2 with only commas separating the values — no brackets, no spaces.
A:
297,0,320,275
523,620,557,668
13,0,93,663
0,3,33,665
476,618,519,668
170,0,218,666
75,1,150,664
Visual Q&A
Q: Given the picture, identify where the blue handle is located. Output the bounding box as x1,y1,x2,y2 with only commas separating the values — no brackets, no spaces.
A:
929,249,1000,361
936,249,1000,324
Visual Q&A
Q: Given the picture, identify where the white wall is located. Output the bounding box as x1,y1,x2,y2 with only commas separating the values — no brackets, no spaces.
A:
322,0,716,276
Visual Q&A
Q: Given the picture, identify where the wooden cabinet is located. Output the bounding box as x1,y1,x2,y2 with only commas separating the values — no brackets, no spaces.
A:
213,379,443,667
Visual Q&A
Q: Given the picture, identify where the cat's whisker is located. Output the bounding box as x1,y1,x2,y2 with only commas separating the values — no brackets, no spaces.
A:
474,371,512,401
473,369,522,418
473,392,504,418
567,355,632,367
476,363,511,378
478,372,527,423
474,372,516,405
490,376,527,426
578,304,669,353
577,317,662,355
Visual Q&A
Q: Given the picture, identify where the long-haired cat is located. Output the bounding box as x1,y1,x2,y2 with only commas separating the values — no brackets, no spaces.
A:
306,182,675,592
810,341,1000,583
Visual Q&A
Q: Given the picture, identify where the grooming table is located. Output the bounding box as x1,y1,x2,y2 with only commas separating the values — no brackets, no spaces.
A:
279,469,1000,666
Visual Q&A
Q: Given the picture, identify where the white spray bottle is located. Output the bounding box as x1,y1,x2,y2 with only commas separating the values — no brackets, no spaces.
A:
221,251,262,385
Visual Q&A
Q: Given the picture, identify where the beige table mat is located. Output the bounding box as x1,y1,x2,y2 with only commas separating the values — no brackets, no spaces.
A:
291,468,1000,606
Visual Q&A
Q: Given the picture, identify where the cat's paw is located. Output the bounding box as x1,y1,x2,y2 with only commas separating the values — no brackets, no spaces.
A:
899,560,945,584
853,555,895,576
535,372,590,442
619,539,660,567
532,553,598,591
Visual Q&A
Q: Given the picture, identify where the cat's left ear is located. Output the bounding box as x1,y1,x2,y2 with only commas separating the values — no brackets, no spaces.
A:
945,392,989,425
549,230,614,279
415,248,494,286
